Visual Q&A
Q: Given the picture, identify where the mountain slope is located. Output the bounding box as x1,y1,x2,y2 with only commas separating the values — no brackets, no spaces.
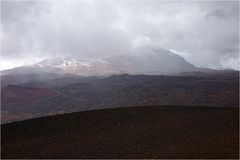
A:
1,73,63,87
0,48,201,76
1,85,58,105
104,48,197,74
1,72,238,123
1,105,239,159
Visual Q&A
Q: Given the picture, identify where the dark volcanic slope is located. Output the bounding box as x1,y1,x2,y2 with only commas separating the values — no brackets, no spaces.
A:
1,106,239,159
1,85,58,105
1,72,239,123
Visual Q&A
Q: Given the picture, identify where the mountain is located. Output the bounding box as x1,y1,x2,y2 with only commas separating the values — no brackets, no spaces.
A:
104,48,198,75
1,48,238,123
1,48,201,76
1,65,64,76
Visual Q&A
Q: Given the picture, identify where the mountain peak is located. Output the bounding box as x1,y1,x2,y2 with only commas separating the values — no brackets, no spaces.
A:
1,48,201,76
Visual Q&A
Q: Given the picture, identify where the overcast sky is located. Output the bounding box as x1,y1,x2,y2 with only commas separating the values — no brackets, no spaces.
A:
1,0,239,70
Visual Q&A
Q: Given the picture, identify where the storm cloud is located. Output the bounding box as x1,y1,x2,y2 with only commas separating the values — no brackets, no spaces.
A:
1,0,239,70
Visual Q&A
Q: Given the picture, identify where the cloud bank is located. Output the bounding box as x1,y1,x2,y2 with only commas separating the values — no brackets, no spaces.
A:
1,0,239,70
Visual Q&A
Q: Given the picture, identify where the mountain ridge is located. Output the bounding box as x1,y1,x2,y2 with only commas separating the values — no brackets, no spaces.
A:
1,48,204,76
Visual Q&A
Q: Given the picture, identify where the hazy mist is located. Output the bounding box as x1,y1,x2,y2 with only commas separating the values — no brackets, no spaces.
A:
1,0,239,70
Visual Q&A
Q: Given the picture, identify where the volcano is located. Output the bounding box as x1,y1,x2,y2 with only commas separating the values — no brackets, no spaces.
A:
1,48,200,76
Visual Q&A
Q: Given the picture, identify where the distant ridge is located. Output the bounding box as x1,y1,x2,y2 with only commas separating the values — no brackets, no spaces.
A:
1,48,204,76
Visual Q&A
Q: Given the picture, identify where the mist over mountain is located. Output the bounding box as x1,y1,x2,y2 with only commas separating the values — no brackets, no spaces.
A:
1,1,239,70
1,48,204,77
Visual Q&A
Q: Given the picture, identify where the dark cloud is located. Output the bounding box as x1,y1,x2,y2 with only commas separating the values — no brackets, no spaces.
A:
0,0,239,70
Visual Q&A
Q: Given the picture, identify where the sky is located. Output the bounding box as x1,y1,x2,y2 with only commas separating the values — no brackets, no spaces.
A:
1,0,239,70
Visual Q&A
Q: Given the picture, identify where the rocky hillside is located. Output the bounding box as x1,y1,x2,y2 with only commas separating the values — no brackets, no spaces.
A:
1,71,239,123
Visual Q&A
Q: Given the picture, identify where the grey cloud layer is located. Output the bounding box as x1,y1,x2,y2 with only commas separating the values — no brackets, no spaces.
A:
1,1,239,69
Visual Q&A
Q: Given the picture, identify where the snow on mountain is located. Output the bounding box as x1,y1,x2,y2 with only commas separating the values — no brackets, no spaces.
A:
1,48,201,76
37,57,94,68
